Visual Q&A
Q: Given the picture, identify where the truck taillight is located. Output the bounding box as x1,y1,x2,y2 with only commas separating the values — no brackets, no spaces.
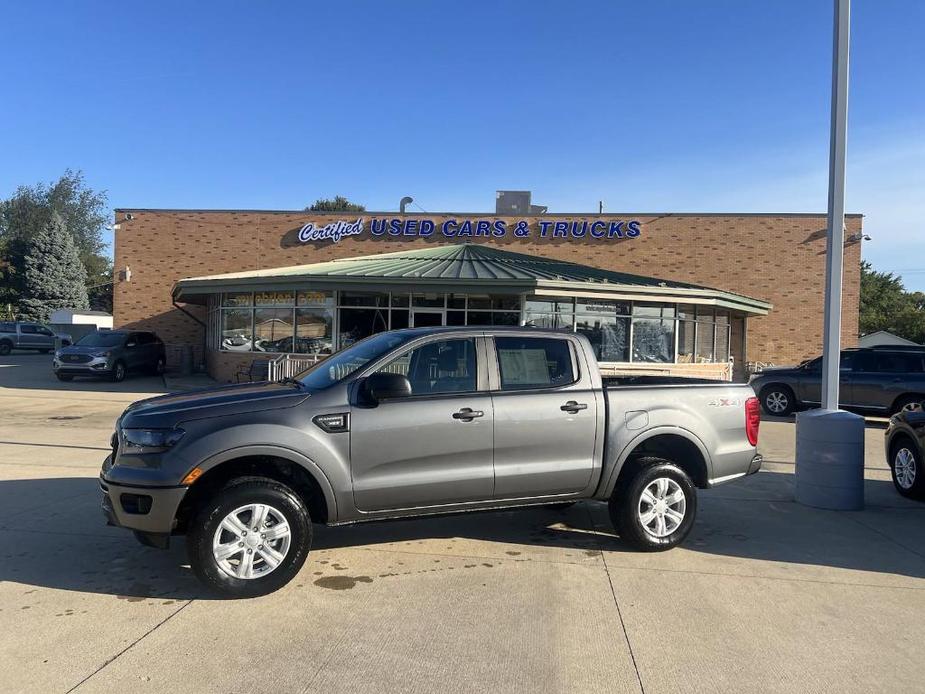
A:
745,397,760,447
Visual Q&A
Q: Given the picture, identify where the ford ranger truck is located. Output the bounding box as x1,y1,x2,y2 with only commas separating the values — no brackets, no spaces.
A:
101,327,762,597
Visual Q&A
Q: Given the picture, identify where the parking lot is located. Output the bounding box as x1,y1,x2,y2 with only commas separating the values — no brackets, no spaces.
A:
2,351,923,694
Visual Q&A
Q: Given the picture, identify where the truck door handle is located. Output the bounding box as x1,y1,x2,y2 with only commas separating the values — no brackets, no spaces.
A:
560,401,588,413
452,408,484,421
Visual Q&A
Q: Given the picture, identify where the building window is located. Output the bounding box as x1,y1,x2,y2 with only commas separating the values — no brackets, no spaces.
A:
254,308,294,352
678,319,696,363
221,308,254,351
294,308,334,355
524,297,574,331
255,290,295,307
575,299,631,362
339,308,388,347
631,304,675,363
219,290,333,353
222,292,253,308
695,306,715,362
213,289,739,367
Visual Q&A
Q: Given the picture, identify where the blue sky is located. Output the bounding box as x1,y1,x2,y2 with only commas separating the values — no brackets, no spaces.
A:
2,1,923,289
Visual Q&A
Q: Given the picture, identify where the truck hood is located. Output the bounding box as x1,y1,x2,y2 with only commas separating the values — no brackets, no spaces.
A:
119,381,311,428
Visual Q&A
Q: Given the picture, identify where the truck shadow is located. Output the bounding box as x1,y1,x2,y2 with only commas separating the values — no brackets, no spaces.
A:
1,472,923,600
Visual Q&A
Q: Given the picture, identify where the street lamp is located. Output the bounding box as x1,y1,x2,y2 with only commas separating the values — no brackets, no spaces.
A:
794,0,865,511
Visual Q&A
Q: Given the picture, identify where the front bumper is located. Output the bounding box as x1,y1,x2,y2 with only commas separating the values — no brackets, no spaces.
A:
54,355,113,375
100,474,187,540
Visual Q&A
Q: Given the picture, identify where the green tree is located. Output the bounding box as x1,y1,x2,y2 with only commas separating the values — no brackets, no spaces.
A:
306,196,366,213
859,261,925,344
0,169,111,310
18,212,89,322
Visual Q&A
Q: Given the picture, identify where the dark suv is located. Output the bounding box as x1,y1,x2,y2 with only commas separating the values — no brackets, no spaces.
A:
750,346,925,416
54,330,166,382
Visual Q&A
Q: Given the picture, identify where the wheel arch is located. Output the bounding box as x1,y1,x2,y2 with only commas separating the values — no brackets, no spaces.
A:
600,427,712,497
174,445,338,533
890,393,925,415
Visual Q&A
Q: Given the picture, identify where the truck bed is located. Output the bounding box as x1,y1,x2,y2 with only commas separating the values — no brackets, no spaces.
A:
603,375,733,388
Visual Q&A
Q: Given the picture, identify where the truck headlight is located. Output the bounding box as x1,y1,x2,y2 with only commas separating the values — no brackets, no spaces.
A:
121,428,185,454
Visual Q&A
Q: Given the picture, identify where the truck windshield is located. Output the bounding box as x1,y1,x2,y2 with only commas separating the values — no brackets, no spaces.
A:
296,331,417,389
76,332,126,348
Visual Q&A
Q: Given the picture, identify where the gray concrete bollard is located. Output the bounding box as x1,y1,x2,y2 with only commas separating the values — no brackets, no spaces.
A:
794,408,865,510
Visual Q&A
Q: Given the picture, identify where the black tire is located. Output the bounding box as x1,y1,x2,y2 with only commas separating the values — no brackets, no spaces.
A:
759,384,796,416
109,360,126,382
186,477,312,598
609,457,697,551
0,341,11,356
56,374,73,382
892,395,925,415
889,437,925,500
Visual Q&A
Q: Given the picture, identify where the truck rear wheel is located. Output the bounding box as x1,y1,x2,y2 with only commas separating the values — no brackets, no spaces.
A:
609,457,697,551
186,477,312,598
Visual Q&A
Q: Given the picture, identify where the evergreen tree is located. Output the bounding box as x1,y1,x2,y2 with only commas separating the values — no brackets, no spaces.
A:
18,212,89,322
306,196,366,212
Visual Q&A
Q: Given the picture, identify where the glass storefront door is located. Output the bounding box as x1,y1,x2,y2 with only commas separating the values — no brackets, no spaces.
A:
411,310,444,327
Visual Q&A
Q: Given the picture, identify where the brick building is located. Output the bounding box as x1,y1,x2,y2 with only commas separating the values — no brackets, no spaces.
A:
112,206,863,383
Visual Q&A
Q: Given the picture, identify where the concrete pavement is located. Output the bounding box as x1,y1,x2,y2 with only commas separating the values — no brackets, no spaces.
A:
1,351,923,693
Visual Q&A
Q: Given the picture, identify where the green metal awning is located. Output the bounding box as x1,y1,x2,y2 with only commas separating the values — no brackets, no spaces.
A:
172,243,771,315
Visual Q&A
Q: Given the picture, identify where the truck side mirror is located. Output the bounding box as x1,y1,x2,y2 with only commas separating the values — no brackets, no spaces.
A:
364,372,412,402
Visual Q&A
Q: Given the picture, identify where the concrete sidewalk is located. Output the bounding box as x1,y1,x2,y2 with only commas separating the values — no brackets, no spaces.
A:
1,353,923,693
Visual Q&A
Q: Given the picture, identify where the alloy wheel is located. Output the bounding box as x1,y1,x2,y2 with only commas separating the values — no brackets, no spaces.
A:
894,448,917,490
765,391,789,414
212,503,292,580
637,477,687,538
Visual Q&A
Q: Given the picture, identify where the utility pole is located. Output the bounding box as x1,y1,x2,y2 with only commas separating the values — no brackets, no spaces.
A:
794,0,865,511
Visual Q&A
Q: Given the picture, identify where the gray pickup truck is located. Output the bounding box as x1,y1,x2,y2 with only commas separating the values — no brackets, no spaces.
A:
0,321,72,355
101,326,762,597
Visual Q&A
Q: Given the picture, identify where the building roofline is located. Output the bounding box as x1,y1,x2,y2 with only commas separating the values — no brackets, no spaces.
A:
114,207,864,218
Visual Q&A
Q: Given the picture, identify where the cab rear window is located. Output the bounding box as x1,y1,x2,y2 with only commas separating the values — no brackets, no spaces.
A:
495,336,576,390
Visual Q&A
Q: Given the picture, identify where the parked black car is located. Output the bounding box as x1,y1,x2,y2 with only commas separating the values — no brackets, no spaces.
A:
53,330,166,382
750,346,925,416
885,406,925,499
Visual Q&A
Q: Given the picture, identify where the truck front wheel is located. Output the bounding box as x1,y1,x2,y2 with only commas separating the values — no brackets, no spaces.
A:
609,458,697,551
186,477,312,598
